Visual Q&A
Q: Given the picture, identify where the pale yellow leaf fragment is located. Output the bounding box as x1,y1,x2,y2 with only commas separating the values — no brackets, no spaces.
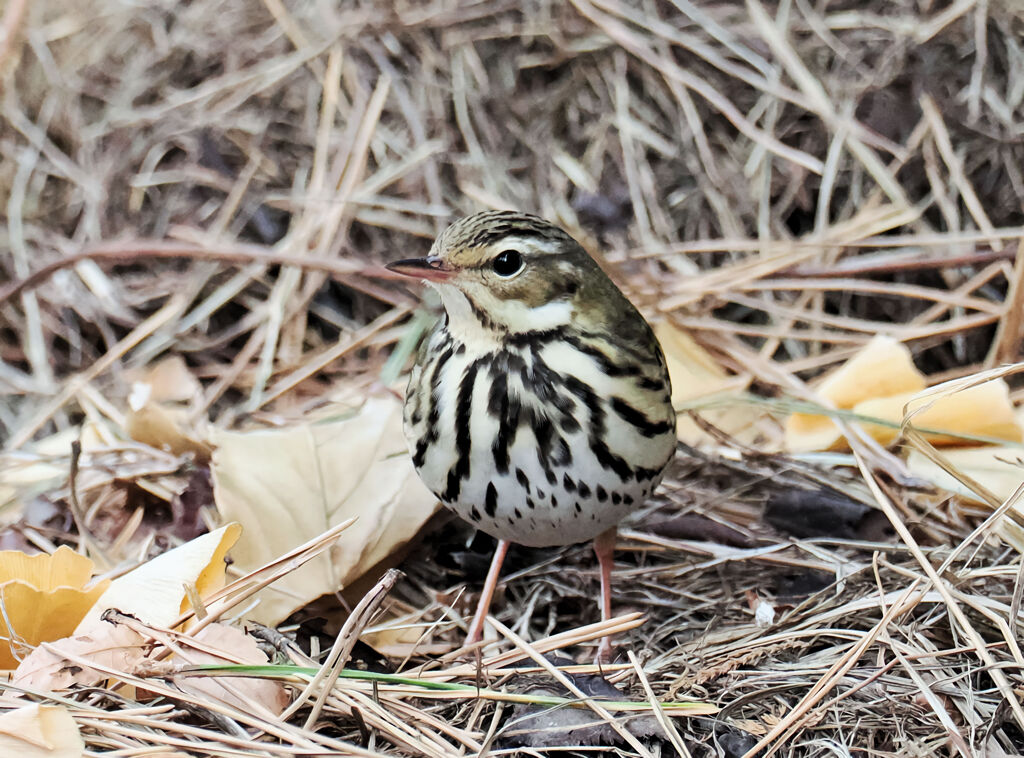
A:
786,335,926,452
907,447,1024,504
75,523,241,632
211,394,439,625
0,704,83,757
906,446,1024,552
856,380,1021,446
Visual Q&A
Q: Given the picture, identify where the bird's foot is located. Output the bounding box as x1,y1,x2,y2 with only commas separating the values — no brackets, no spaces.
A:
594,635,616,665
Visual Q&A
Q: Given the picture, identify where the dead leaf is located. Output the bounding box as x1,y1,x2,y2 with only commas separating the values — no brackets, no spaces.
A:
907,447,1024,504
785,337,1021,452
0,704,83,757
12,619,146,690
856,380,1021,446
210,394,439,625
654,322,757,445
174,623,288,715
0,546,110,668
126,402,212,461
0,424,108,512
125,356,211,461
786,335,926,451
906,446,1024,552
75,523,241,632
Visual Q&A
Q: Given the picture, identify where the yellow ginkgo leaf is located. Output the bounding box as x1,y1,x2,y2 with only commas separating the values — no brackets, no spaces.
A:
0,546,109,668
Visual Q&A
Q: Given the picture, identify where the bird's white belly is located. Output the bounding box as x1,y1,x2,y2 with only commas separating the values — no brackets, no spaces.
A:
405,331,675,548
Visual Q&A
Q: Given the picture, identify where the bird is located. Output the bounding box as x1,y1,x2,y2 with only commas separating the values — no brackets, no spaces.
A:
386,210,676,658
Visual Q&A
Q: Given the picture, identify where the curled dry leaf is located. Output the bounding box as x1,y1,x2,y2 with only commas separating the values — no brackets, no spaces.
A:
173,623,288,716
75,523,241,632
0,704,84,758
11,619,146,691
210,394,439,625
125,356,212,461
787,335,925,451
786,336,1021,452
0,546,110,668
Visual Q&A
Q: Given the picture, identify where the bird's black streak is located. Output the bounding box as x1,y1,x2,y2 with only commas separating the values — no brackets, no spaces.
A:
562,374,632,481
488,370,511,473
442,358,482,502
489,355,523,474
610,396,673,437
414,341,455,468
515,467,531,494
485,481,498,517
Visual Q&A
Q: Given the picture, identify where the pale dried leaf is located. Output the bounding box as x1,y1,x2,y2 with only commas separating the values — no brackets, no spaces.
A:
0,704,83,757
174,623,288,715
907,447,1024,504
75,523,241,632
907,446,1024,552
210,394,439,625
654,322,756,445
12,619,146,690
0,424,109,512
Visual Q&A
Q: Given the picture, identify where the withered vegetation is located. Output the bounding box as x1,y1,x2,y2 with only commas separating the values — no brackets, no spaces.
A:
2,0,1024,755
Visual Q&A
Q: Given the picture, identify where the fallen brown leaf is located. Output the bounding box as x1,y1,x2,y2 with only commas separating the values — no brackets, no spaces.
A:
11,619,146,691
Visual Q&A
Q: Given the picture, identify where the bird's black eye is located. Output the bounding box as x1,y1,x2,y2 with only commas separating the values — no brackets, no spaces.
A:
492,250,524,277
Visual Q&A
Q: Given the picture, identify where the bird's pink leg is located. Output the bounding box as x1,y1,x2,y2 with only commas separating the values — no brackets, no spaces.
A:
593,526,617,662
466,539,511,645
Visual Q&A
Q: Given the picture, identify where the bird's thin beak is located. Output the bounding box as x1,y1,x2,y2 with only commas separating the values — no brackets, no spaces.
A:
385,256,456,283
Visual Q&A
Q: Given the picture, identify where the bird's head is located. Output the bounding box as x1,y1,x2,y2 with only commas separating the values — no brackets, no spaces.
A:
387,211,628,342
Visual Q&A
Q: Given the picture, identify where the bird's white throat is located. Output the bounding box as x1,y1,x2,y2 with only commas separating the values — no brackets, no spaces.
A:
430,282,574,348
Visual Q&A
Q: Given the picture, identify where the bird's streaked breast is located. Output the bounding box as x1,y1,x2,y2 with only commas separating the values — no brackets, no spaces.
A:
404,322,675,547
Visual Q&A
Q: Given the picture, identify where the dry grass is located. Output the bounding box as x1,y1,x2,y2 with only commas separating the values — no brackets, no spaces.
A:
3,0,1024,755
